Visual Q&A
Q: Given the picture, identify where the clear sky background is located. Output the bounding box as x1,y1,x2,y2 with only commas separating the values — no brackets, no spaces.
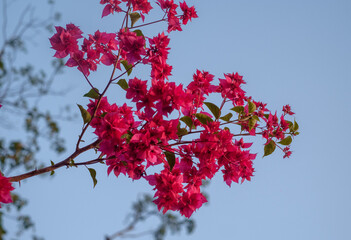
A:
2,0,351,239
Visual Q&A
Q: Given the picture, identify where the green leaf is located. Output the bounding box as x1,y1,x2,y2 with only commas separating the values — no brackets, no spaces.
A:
83,88,100,99
121,132,132,143
248,118,257,131
286,120,294,131
88,168,98,188
204,102,220,119
121,60,133,76
252,115,260,121
248,101,256,113
180,116,193,129
164,151,175,171
231,106,245,114
220,113,233,121
69,159,76,167
50,161,55,176
133,29,144,38
293,120,299,131
195,113,213,125
263,140,276,157
117,79,129,90
278,136,292,145
177,127,188,137
224,127,230,131
129,12,141,27
77,104,91,124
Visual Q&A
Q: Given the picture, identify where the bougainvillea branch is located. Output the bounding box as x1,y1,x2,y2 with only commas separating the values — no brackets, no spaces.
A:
0,0,299,219
8,139,101,182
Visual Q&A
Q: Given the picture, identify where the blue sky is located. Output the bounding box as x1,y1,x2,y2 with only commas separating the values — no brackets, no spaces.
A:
3,0,351,239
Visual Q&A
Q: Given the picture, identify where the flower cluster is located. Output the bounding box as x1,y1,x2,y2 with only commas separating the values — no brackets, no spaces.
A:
0,0,298,217
48,0,297,218
49,0,198,77
84,67,296,217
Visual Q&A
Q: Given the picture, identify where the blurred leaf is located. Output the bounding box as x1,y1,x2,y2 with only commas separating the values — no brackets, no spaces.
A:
0,60,4,71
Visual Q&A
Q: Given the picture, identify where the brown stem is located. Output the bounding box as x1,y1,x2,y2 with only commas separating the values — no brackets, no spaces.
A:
9,140,101,183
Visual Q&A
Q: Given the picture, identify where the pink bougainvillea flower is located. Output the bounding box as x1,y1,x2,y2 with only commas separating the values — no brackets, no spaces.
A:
49,24,83,58
178,187,207,218
217,72,247,106
179,1,198,25
125,0,153,14
282,104,295,115
65,50,97,76
126,77,148,102
145,169,184,214
283,146,292,158
118,29,146,64
100,0,123,18
0,173,14,207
